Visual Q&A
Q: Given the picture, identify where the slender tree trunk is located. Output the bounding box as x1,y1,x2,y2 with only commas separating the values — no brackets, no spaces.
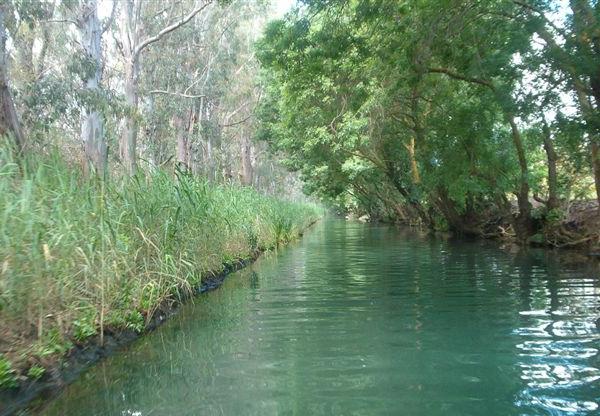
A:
79,0,107,176
541,118,559,210
186,104,195,170
0,5,25,153
408,86,422,185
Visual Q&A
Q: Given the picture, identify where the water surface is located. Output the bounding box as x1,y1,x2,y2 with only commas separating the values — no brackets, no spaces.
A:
40,220,600,415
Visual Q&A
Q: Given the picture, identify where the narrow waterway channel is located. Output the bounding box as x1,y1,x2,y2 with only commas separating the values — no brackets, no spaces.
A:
38,220,600,415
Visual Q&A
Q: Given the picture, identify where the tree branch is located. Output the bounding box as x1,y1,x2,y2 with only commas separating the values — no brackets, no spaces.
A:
220,114,253,128
149,89,207,99
427,67,495,90
512,0,567,38
101,0,117,35
133,1,213,61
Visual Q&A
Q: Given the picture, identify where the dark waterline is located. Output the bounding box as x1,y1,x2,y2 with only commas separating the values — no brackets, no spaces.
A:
38,220,600,415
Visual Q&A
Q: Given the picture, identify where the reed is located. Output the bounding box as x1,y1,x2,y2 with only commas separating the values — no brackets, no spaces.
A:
0,149,321,387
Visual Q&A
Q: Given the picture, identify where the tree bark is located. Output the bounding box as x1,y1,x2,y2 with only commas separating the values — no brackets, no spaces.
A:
78,0,107,176
0,5,25,153
121,58,139,174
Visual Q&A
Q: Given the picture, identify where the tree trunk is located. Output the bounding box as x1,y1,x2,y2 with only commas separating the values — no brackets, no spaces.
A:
240,130,253,186
507,114,534,240
541,118,559,210
186,104,196,170
406,136,420,184
174,113,189,172
435,187,482,236
120,59,138,175
592,141,600,208
79,0,107,176
0,5,25,153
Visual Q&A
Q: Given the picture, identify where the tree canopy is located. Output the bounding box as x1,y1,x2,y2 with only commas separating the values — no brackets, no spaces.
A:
257,0,600,242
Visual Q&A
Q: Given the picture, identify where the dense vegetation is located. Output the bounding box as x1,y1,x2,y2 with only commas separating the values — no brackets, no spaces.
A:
257,0,599,246
0,0,321,391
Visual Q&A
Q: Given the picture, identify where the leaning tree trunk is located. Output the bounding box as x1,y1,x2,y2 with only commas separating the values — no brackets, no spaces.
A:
79,0,107,176
0,5,25,153
406,136,420,185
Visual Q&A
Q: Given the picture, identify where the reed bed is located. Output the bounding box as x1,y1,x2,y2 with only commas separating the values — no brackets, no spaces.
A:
0,149,321,386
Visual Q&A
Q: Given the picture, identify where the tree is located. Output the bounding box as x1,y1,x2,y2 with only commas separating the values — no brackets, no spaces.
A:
514,0,600,207
257,0,596,240
77,0,111,176
0,3,25,153
119,0,213,175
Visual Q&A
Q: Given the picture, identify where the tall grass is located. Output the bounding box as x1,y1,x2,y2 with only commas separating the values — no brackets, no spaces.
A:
0,148,321,385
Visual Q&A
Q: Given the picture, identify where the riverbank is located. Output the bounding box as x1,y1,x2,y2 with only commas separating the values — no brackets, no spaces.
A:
0,153,321,414
351,200,600,256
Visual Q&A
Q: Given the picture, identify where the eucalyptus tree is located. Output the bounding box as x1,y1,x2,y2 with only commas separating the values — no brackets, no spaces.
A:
0,2,25,152
118,0,214,175
139,0,271,186
77,0,114,175
8,0,57,144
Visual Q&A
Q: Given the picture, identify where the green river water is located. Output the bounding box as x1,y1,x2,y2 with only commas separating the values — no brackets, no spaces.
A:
38,220,600,415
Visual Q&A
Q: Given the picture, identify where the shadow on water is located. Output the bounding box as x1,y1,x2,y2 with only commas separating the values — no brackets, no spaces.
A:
35,220,599,416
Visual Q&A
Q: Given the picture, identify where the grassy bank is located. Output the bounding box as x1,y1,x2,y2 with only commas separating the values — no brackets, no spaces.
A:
0,151,321,389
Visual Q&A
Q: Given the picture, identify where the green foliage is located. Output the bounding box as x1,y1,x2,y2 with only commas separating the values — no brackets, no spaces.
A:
271,214,294,245
27,365,45,380
256,0,597,234
0,355,18,389
125,311,145,333
35,329,72,358
72,308,98,342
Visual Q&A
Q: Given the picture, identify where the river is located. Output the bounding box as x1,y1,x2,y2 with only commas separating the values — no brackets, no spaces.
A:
38,219,600,415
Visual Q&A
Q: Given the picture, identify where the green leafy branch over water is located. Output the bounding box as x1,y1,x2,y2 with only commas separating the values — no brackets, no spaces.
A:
0,148,321,387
